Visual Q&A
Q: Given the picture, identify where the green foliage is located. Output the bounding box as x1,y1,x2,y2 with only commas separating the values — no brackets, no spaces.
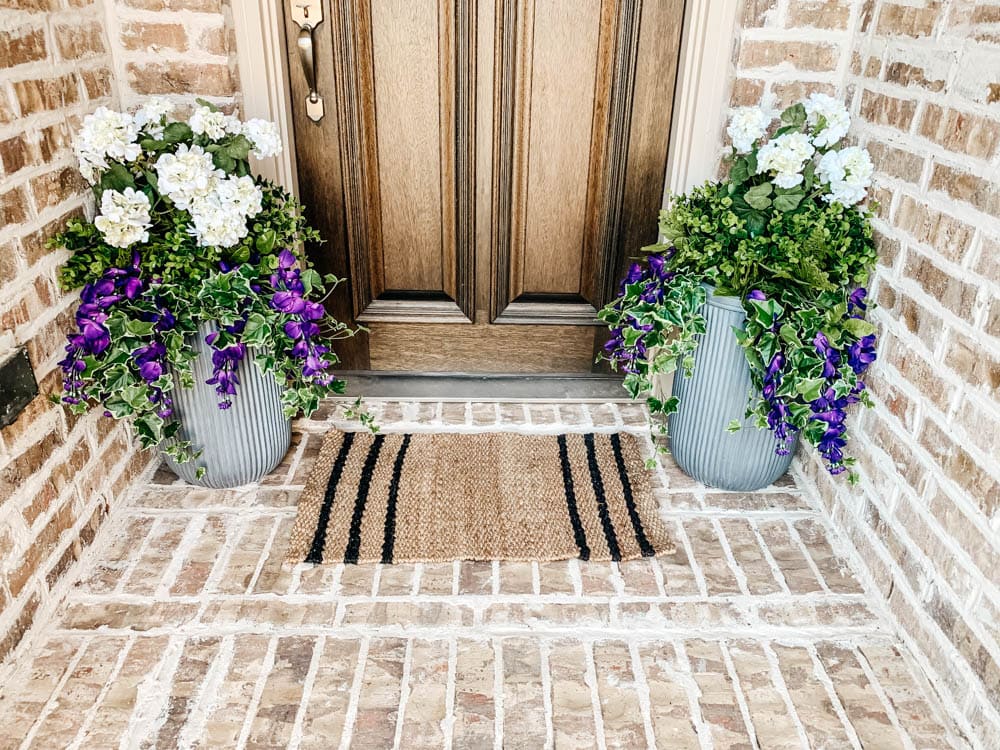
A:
51,105,373,468
600,99,879,478
655,179,875,298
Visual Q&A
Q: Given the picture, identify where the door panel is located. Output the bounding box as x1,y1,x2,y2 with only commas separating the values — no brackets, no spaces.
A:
370,0,447,295
283,0,684,372
323,0,474,324
518,0,602,297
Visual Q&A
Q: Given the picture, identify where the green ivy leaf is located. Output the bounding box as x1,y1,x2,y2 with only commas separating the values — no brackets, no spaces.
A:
242,312,271,346
842,317,876,338
795,377,828,402
124,320,155,337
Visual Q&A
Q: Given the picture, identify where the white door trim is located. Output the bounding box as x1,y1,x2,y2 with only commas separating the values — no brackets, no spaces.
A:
232,0,299,194
663,0,741,200
234,0,739,204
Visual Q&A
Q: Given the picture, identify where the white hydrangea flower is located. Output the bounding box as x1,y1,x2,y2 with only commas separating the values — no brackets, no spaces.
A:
756,131,816,188
726,107,770,154
133,97,175,138
804,93,850,148
74,107,141,184
241,118,283,159
214,175,263,218
189,105,241,140
94,187,152,248
817,146,873,205
188,199,250,248
154,144,222,210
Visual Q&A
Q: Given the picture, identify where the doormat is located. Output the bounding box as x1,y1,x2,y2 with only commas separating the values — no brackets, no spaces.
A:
287,431,675,564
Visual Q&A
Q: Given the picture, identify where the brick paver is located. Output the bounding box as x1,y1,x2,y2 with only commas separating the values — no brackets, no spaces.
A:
0,401,967,748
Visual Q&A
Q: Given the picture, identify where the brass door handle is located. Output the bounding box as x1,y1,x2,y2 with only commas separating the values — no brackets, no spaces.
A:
292,1,324,122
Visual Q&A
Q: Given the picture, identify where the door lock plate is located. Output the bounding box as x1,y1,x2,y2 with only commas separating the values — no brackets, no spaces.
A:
306,95,324,122
291,0,323,28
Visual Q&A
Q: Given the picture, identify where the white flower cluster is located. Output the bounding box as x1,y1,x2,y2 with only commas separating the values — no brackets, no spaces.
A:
756,132,815,188
188,106,283,158
188,175,264,247
804,93,850,148
817,146,874,206
74,98,286,248
241,118,282,159
94,187,152,248
727,106,770,154
132,97,175,138
727,93,875,206
190,105,242,140
154,145,263,248
154,144,219,210
74,107,141,184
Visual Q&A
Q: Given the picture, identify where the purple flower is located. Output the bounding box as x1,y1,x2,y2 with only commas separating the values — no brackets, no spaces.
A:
747,289,767,301
271,291,306,315
122,276,143,300
278,249,297,269
81,321,111,354
138,360,163,382
813,331,841,378
848,287,868,313
848,334,877,374
206,340,246,407
647,254,669,280
760,351,798,453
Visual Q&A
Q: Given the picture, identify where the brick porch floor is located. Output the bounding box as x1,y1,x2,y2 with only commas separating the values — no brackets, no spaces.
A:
0,401,965,748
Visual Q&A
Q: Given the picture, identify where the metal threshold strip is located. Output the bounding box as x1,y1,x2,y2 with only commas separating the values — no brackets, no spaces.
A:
338,371,630,402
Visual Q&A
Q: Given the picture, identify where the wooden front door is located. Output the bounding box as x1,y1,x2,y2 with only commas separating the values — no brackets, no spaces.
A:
282,0,684,372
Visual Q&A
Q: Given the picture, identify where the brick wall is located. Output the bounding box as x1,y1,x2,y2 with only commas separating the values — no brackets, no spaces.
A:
0,0,143,663
0,0,238,665
106,0,240,109
729,1,1000,745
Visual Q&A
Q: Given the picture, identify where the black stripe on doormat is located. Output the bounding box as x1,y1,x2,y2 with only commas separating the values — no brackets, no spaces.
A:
609,433,655,557
584,433,621,562
305,432,356,564
380,434,412,564
343,433,386,564
557,434,590,561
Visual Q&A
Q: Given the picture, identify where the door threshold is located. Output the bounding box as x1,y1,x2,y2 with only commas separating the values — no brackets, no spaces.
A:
338,371,630,401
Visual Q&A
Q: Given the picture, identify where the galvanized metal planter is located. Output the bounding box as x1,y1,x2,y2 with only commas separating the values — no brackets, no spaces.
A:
667,285,797,491
162,321,292,488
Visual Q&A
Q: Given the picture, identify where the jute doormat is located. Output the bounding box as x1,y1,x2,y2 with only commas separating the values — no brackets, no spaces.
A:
287,431,674,564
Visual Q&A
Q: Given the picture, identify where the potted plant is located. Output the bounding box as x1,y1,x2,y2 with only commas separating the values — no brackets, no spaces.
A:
600,94,878,489
54,98,370,488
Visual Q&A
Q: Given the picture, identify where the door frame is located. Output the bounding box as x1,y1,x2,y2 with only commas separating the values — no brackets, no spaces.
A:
233,0,740,201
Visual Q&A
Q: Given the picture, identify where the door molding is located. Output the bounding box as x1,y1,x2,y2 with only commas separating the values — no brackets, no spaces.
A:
231,0,299,192
663,0,741,197
236,0,739,215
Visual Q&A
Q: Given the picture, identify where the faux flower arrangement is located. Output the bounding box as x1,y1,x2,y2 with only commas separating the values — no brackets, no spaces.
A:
55,98,368,467
600,94,878,480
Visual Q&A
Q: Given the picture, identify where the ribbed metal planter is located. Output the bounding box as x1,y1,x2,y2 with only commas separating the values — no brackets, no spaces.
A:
162,321,292,489
667,285,797,491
